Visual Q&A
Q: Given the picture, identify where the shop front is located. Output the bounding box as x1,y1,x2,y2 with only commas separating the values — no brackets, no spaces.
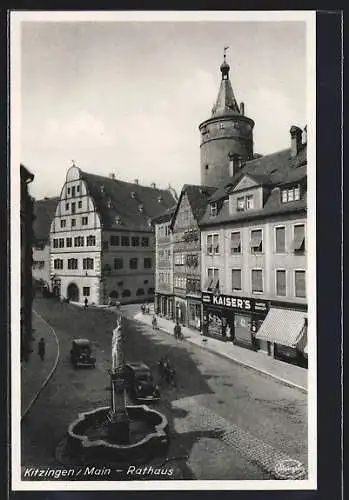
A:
175,297,187,325
155,294,174,319
201,292,269,349
255,307,307,366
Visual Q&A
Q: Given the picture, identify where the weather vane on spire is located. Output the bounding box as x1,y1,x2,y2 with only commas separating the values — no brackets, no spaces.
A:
223,46,229,61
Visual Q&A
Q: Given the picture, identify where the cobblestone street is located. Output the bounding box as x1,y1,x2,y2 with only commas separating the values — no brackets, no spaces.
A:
21,298,307,481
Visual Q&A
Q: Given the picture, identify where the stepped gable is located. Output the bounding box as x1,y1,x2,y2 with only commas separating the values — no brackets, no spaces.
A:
33,197,60,242
81,172,176,231
200,143,307,226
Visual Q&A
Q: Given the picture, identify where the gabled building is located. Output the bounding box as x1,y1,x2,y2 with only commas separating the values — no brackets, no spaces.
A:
200,126,307,365
32,197,59,294
49,164,176,305
170,184,216,329
153,206,177,319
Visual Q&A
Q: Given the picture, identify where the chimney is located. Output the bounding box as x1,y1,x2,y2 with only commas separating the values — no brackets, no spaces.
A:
240,102,245,116
290,126,303,157
228,153,243,177
109,173,115,180
134,179,139,184
151,182,156,189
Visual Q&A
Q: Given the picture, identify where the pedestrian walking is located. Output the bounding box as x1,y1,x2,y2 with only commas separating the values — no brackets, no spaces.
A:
38,338,45,361
174,321,182,340
84,297,88,310
152,315,158,330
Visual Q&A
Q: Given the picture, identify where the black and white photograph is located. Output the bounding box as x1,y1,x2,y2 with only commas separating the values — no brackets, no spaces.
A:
11,10,317,490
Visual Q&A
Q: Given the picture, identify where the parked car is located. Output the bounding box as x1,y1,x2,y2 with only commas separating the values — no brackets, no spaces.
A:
70,338,96,368
124,362,160,402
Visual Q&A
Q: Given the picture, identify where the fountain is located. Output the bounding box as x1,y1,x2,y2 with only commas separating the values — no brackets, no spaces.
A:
57,306,169,467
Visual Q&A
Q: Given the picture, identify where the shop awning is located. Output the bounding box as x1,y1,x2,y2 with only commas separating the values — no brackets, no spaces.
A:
255,308,307,347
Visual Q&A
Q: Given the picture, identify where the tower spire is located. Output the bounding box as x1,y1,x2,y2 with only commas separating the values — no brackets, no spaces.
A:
212,48,240,116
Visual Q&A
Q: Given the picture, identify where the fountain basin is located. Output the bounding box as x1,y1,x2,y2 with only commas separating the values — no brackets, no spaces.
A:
67,405,169,464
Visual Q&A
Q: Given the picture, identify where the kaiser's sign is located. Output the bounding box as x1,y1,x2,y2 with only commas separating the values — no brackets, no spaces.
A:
202,292,268,313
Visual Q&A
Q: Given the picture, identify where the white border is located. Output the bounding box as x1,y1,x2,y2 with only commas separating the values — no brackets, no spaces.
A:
11,10,317,491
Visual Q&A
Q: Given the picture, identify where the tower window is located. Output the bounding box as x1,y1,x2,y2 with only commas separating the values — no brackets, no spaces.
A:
205,165,209,171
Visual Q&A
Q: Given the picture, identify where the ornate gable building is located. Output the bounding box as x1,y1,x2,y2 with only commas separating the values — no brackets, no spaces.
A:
50,164,176,305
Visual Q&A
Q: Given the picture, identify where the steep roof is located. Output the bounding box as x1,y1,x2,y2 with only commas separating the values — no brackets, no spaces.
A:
170,184,217,229
81,172,176,231
200,143,307,227
212,76,240,117
33,197,60,242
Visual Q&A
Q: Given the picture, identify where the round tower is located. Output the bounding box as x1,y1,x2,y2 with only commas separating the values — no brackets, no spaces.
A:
199,51,255,187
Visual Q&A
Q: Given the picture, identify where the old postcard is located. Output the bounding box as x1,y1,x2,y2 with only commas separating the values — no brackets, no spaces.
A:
11,10,316,491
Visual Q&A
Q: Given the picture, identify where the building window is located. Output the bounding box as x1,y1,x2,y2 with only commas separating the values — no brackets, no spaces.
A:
276,270,286,296
210,203,218,217
122,289,131,298
71,202,76,214
72,186,76,197
110,235,120,246
281,185,301,203
232,269,242,291
102,241,109,251
114,258,123,270
86,235,96,246
275,226,286,253
66,237,72,248
131,236,140,247
136,288,145,296
207,268,219,291
144,257,152,269
77,185,80,193
250,229,263,253
231,232,241,253
109,290,118,299
65,203,69,210
83,287,90,297
58,238,64,248
246,195,254,210
71,219,76,227
60,219,66,228
83,258,94,270
251,269,263,293
78,201,82,209
237,197,245,211
54,259,63,270
67,258,78,270
129,258,138,269
121,235,130,247
207,234,219,255
295,270,306,298
148,287,155,295
174,253,185,265
141,236,149,247
82,216,88,225
174,276,187,289
293,224,305,254
53,238,58,248
67,188,70,195
74,236,84,247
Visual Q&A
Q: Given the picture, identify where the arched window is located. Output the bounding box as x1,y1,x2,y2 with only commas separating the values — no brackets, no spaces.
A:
136,288,145,296
148,287,155,295
122,289,131,298
109,290,118,299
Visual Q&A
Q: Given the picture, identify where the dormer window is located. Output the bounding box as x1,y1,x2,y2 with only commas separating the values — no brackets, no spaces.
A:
115,216,121,225
246,195,254,210
100,185,105,194
237,197,245,211
107,199,112,208
158,195,163,203
281,185,301,203
138,204,144,213
236,194,254,212
210,203,218,217
131,191,136,199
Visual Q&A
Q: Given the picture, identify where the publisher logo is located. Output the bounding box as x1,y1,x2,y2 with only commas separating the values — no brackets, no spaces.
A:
274,459,306,480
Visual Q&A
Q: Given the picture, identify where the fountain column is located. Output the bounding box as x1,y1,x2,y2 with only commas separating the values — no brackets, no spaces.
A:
108,310,130,444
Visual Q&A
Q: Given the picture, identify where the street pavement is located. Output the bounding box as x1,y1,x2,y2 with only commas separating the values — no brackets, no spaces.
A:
21,298,307,481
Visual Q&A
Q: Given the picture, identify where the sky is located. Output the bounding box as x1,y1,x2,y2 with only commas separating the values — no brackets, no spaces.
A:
18,15,308,200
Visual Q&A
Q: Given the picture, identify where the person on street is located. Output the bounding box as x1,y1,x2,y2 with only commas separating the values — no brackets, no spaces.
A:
38,338,45,361
174,321,182,340
84,297,88,310
141,304,145,315
152,315,158,330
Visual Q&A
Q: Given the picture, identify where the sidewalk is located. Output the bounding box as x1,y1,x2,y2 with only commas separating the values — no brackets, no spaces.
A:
21,310,60,418
134,311,308,393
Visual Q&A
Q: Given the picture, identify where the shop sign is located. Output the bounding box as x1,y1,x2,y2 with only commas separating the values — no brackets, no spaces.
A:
201,292,269,313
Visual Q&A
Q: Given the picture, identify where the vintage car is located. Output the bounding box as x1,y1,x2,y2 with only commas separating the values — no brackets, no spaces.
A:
70,338,96,368
124,362,160,402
